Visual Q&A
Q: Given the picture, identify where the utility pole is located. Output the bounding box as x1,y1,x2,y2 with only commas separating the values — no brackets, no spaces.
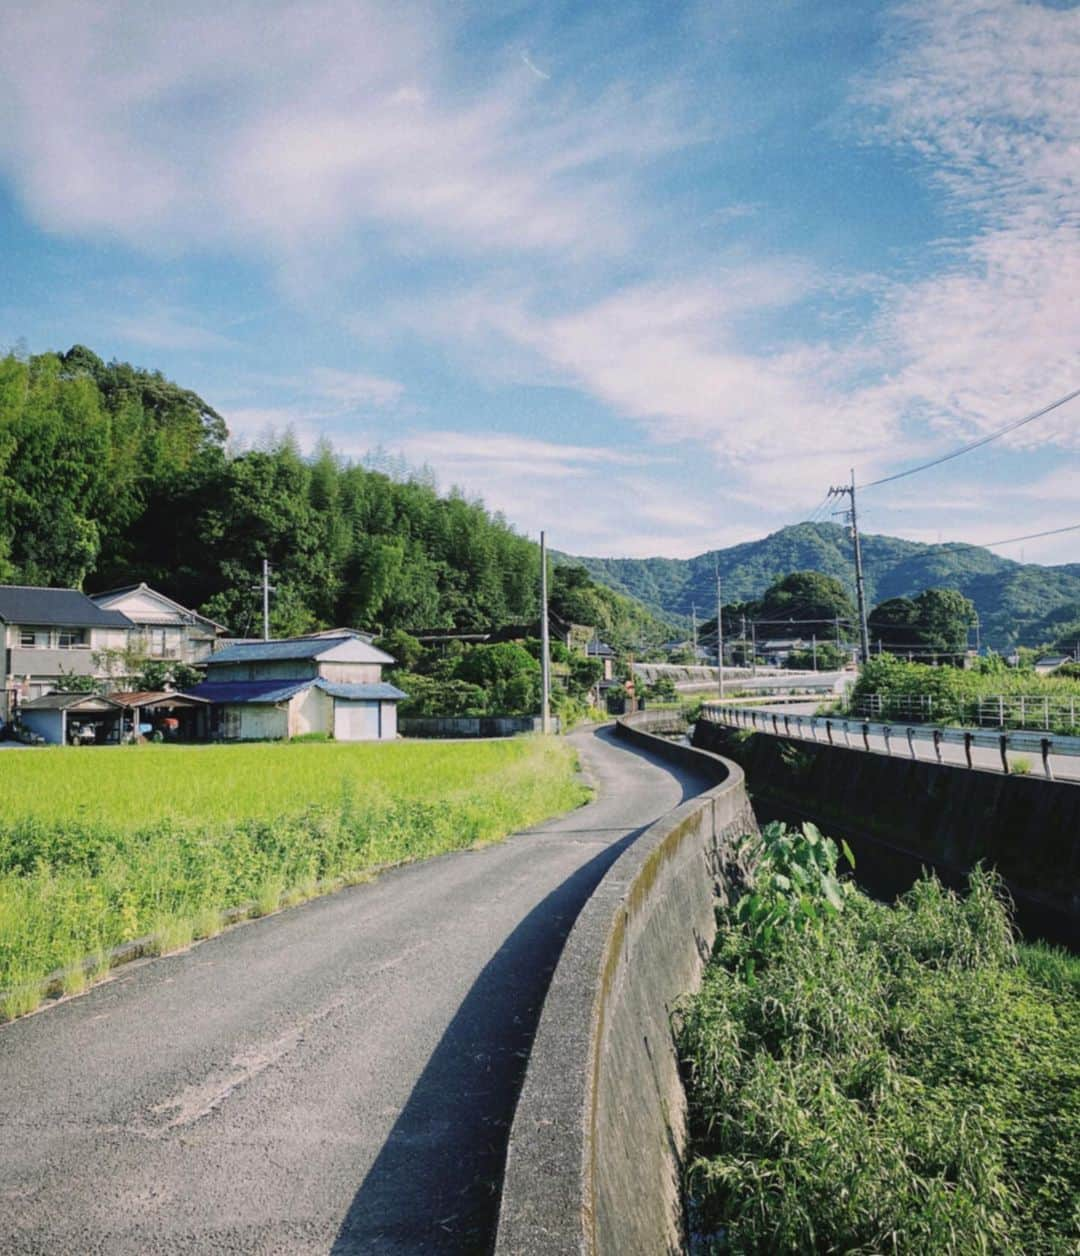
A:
715,561,725,699
691,603,698,657
539,531,551,734
260,559,276,641
751,620,757,677
812,633,817,671
828,470,871,664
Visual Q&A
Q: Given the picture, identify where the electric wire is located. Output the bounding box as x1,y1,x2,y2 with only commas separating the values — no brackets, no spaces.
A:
858,385,1080,490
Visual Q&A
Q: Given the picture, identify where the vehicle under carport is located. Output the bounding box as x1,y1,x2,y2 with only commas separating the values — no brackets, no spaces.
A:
17,692,125,745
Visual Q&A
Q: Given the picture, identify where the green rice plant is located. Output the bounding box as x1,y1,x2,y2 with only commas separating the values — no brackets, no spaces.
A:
0,736,587,1016
1011,754,1033,775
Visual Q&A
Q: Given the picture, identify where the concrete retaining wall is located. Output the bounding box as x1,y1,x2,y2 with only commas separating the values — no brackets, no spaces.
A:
495,712,756,1255
693,720,1080,946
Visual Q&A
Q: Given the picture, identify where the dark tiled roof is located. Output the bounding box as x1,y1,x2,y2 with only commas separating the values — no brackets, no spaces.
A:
586,640,616,657
0,585,133,629
316,681,408,701
182,678,313,704
207,635,394,665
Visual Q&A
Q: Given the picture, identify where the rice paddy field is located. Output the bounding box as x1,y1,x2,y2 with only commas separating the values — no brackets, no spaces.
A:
0,737,588,1019
678,825,1080,1255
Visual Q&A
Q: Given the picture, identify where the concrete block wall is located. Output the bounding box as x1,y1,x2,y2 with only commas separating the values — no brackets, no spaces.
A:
495,712,756,1255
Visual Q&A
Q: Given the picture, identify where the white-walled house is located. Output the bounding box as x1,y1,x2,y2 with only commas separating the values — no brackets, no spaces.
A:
185,633,407,741
90,583,227,663
0,585,134,722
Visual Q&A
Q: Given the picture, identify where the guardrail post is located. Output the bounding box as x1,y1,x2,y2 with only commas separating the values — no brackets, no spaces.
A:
882,725,891,756
843,721,851,748
772,714,780,735
906,727,917,760
998,733,1009,774
783,715,791,737
933,729,943,764
1042,738,1054,781
826,719,833,745
963,731,973,770
862,722,871,752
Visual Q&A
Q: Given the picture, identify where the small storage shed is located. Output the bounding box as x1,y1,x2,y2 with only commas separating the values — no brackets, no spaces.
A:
18,692,125,745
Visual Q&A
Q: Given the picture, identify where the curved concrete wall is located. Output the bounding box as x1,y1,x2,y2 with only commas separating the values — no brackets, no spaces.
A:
495,713,757,1255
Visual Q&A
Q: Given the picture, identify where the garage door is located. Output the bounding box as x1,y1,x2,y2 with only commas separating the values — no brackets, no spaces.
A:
334,699,381,741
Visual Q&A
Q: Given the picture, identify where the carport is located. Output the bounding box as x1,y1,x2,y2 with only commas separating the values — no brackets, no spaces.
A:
17,693,125,745
109,691,211,741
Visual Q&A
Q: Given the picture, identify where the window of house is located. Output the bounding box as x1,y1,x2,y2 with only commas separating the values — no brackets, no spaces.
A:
150,628,168,656
19,629,36,647
57,628,87,648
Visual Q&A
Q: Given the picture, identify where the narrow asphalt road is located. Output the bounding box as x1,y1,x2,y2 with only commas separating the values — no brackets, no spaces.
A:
0,727,714,1255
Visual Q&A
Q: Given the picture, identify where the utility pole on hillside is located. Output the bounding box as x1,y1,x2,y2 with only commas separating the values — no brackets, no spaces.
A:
828,470,871,665
539,531,552,734
691,603,698,657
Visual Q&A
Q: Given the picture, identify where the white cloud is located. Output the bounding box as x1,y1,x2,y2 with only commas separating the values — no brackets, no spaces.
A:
308,367,404,409
110,309,234,352
0,0,686,262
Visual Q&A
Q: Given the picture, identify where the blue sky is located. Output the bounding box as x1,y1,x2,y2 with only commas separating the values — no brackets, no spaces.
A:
1,0,1078,561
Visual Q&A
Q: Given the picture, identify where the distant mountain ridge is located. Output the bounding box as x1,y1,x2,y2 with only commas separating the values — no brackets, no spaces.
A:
558,523,1080,650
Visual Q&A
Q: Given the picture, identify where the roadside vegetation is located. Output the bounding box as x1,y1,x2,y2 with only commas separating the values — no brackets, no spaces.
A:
0,737,588,1020
848,654,1080,734
678,822,1079,1254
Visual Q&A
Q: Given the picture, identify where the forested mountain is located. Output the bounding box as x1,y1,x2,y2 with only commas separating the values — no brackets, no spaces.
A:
0,346,668,645
562,523,1080,650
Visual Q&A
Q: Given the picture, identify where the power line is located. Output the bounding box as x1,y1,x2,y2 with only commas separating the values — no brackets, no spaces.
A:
943,521,1080,550
859,385,1080,490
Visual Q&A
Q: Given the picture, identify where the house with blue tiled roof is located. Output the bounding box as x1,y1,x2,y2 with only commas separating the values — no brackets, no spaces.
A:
185,632,407,741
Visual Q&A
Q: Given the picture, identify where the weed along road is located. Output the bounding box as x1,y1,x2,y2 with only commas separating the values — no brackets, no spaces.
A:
0,727,713,1255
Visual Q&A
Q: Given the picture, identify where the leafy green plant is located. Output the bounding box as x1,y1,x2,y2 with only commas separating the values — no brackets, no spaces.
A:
678,857,1078,1254
732,821,854,973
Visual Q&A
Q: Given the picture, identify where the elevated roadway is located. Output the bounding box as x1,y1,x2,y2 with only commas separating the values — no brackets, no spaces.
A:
0,727,713,1255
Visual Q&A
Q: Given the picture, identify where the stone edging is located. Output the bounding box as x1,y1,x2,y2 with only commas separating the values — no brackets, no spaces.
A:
494,712,756,1255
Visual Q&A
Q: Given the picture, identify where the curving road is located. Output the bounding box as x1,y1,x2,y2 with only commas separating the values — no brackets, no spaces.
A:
0,727,712,1255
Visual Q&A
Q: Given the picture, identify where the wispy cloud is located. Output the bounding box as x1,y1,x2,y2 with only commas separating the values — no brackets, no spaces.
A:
0,0,687,264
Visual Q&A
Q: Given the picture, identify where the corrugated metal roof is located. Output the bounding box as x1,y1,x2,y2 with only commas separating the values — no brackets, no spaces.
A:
0,585,133,629
183,678,313,704
207,634,394,665
315,681,409,701
19,692,123,711
108,691,212,708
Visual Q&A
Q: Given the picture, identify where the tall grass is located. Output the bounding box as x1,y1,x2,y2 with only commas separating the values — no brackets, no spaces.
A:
678,831,1079,1254
0,738,587,1019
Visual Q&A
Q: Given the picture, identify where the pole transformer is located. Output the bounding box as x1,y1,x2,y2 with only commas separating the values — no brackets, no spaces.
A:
828,470,871,665
540,531,552,734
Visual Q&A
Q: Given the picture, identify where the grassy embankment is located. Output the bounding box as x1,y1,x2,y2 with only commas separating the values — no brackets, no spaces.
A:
0,737,588,1020
678,822,1079,1254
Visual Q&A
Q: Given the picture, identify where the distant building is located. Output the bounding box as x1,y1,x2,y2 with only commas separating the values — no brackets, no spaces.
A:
90,583,228,663
0,585,133,721
586,638,617,682
1033,655,1071,676
185,632,406,741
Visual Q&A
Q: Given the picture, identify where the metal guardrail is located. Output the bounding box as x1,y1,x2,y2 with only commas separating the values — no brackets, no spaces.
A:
855,692,1080,735
701,702,1080,780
